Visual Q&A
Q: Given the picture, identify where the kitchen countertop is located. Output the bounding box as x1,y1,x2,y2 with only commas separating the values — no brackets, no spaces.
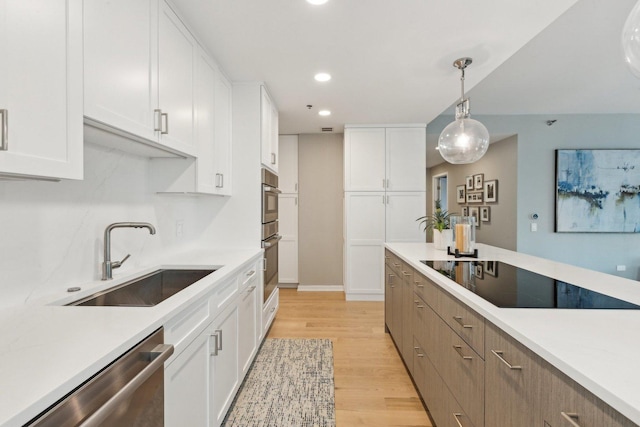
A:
386,242,640,425
0,246,262,427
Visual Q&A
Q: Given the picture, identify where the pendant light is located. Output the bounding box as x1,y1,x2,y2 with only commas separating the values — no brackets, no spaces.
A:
622,0,640,77
438,58,490,164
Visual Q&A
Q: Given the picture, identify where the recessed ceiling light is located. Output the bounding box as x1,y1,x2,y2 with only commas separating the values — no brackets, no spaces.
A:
307,0,328,5
314,72,331,82
318,110,331,116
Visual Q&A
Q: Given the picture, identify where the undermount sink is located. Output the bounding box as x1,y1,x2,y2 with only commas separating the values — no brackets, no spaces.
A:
68,269,216,307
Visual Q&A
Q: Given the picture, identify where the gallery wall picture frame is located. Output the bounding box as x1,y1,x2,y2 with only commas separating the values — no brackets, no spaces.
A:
456,185,466,203
466,175,474,190
473,173,484,190
467,192,484,204
484,180,498,203
475,262,484,279
484,260,498,277
480,206,490,222
555,149,640,233
462,206,469,216
469,206,480,228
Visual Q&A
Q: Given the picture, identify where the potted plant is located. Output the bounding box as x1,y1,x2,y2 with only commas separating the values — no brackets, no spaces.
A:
417,199,454,250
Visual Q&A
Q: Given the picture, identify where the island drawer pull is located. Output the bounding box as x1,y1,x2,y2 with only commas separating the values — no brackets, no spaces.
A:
453,412,464,427
453,315,473,329
402,271,410,276
453,345,473,360
491,350,522,370
413,346,424,357
560,412,582,427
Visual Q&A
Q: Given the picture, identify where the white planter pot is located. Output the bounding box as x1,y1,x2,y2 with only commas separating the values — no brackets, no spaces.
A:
433,229,452,250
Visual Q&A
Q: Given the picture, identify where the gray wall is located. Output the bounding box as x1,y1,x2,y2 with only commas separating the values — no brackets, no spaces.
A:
428,136,518,251
298,133,344,287
428,113,640,280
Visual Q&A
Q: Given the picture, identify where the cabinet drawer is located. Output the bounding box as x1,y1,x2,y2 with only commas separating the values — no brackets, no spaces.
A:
438,287,485,357
165,299,210,356
413,271,438,309
544,366,603,427
210,274,239,315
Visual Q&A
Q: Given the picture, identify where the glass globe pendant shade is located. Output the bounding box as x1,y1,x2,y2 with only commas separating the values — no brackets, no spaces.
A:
438,117,490,164
622,0,640,78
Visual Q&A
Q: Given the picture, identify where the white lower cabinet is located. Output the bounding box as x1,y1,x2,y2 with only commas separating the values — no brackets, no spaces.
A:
210,302,239,427
238,269,259,375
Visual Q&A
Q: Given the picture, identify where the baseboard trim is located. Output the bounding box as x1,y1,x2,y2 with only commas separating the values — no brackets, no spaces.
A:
345,293,384,301
297,285,345,292
277,283,298,289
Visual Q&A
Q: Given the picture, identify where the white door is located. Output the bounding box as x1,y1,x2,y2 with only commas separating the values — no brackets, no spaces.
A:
213,67,232,195
84,0,158,144
158,1,197,156
210,302,239,427
0,0,83,180
345,192,386,297
278,135,299,193
344,128,386,191
279,194,299,283
386,127,426,192
386,192,426,242
165,328,211,427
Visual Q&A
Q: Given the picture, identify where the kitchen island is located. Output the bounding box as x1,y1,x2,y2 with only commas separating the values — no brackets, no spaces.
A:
386,242,640,426
0,247,264,427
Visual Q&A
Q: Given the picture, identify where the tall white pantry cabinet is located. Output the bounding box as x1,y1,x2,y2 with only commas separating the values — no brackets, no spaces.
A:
344,125,426,301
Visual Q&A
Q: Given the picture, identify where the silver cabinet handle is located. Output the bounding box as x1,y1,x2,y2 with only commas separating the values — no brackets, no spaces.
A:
215,329,223,350
210,332,219,356
414,300,424,309
453,315,473,329
561,412,582,427
393,262,401,268
491,350,522,370
453,345,473,360
247,285,256,293
161,112,169,134
270,306,276,313
0,109,7,151
453,413,464,427
262,258,267,271
215,173,224,188
413,346,424,357
271,152,276,164
153,109,162,132
402,271,410,277
79,344,174,427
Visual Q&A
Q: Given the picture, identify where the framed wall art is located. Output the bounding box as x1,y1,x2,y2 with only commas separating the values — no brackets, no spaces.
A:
469,206,480,228
456,185,466,203
555,149,640,232
467,192,483,204
466,175,474,190
484,260,498,277
484,180,498,203
480,206,490,222
474,173,484,190
462,206,469,216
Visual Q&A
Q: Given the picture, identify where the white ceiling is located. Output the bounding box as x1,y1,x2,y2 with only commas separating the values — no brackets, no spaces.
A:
170,0,582,135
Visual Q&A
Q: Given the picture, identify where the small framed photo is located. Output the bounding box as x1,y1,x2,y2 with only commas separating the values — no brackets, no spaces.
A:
485,260,498,277
484,180,498,203
473,173,484,190
462,206,469,216
480,206,490,222
475,262,484,279
469,206,480,228
456,185,466,204
467,192,483,204
466,176,474,190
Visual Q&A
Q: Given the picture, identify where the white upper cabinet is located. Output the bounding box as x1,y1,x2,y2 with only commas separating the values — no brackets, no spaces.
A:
344,128,386,191
0,0,83,180
278,135,298,193
84,0,197,158
344,125,426,192
260,86,279,173
386,127,426,191
212,63,233,195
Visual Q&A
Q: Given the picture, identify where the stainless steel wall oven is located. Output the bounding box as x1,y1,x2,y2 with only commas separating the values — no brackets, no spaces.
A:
261,169,281,303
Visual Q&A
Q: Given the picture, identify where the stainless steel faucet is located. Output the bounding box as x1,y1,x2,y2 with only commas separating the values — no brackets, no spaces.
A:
102,222,156,280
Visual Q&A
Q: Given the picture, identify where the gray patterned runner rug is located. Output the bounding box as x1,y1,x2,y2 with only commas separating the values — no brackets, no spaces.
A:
222,338,336,427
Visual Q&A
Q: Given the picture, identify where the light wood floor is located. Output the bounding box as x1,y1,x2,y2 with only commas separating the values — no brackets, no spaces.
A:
267,289,433,427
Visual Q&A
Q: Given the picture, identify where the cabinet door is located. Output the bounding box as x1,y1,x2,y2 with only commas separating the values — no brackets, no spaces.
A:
260,86,274,170
400,266,414,370
344,128,386,191
0,0,82,180
84,0,158,145
278,194,299,283
210,302,239,427
345,192,386,297
238,278,258,377
385,127,426,191
384,264,394,331
485,322,544,426
194,49,217,194
278,135,298,193
165,328,211,427
213,67,232,195
385,192,426,242
270,101,279,172
158,1,197,156
544,367,603,427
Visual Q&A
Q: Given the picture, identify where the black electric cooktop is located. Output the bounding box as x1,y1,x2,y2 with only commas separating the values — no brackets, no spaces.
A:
420,260,640,309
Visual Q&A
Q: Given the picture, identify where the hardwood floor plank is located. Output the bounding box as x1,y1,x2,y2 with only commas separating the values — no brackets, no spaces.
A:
268,289,433,427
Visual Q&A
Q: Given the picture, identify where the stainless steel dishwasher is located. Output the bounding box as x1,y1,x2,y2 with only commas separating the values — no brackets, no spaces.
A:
27,327,173,427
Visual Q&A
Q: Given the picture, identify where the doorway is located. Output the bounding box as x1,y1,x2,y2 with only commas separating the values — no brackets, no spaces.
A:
433,173,448,212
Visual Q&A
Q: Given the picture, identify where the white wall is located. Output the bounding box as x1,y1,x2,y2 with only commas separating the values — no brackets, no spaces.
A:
428,113,640,280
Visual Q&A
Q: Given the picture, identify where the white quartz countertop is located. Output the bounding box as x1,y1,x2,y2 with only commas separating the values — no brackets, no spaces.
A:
0,246,262,427
386,242,640,425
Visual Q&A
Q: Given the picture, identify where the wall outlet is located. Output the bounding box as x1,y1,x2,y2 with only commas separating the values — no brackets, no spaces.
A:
616,265,626,272
176,220,184,237
530,222,538,232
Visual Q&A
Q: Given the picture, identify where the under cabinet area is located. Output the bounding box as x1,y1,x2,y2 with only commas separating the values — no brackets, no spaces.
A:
384,248,638,427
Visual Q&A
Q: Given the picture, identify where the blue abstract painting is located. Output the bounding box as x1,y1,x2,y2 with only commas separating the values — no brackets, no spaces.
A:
555,149,640,232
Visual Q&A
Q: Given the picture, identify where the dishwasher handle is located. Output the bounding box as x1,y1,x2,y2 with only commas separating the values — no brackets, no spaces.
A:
79,343,174,427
